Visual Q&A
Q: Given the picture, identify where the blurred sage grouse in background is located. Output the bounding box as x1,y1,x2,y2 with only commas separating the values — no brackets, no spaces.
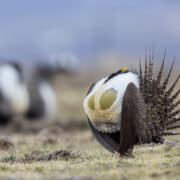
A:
0,62,30,125
83,54,180,156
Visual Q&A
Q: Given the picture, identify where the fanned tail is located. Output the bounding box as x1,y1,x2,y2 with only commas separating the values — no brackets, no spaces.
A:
166,74,180,96
161,132,180,136
139,51,180,143
162,58,175,90
157,50,166,84
139,59,143,92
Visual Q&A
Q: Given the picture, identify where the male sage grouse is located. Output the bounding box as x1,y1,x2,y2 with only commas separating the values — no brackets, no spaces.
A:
83,54,180,156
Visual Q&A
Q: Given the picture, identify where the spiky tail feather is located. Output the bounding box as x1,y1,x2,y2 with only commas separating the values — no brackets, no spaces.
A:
139,52,180,143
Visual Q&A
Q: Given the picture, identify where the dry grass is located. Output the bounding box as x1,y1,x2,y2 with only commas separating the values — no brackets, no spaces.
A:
0,130,179,180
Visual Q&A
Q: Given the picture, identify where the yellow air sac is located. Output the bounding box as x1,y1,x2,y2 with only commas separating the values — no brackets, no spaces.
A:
88,95,95,110
100,88,117,110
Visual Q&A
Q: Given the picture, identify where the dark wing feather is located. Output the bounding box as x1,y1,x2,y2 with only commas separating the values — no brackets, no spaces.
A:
119,83,146,155
87,118,120,153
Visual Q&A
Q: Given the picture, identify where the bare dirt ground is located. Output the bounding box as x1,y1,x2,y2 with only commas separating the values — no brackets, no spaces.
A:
0,129,179,180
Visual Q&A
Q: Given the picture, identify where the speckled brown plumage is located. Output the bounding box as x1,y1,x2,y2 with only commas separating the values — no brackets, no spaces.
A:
139,53,180,142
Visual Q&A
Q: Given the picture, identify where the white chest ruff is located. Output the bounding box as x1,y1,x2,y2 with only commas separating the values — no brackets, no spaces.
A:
84,72,139,132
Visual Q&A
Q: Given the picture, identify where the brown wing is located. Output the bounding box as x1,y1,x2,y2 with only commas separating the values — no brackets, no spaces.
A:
119,83,146,156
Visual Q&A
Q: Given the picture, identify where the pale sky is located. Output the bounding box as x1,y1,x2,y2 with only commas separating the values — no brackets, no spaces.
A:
0,0,180,63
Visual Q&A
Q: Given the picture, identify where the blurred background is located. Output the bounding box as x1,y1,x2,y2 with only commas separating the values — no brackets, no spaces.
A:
0,0,179,131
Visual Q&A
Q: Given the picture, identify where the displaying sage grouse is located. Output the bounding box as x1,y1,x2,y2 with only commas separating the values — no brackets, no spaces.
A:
83,56,180,156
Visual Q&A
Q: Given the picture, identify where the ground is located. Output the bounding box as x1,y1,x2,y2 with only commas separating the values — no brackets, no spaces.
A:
0,129,179,180
0,69,179,180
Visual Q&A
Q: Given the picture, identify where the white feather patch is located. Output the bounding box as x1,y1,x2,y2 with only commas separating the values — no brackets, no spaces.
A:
38,81,57,120
0,64,30,114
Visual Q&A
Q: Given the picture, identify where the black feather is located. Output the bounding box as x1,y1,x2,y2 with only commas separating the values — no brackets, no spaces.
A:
86,82,96,96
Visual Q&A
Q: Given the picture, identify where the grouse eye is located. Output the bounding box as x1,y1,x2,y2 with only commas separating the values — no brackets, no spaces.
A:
100,88,117,110
88,95,95,110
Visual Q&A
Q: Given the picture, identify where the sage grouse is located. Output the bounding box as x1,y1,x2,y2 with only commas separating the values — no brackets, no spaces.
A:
83,56,180,156
0,62,30,125
25,67,57,121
